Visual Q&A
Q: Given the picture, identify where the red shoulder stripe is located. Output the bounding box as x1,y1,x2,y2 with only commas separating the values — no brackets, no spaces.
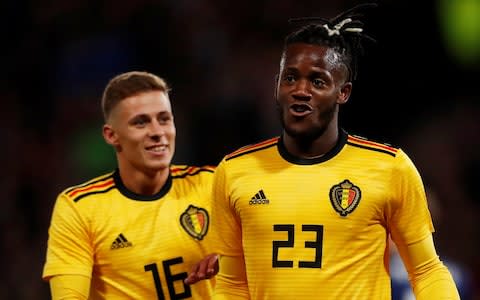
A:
226,137,278,159
348,135,398,153
67,178,115,197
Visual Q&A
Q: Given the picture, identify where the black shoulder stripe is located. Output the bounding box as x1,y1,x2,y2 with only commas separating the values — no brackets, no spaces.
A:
172,168,214,179
346,141,397,157
73,185,116,203
226,143,277,161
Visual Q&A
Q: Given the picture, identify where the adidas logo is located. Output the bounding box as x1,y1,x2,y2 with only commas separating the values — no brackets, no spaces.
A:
111,233,133,250
249,189,269,205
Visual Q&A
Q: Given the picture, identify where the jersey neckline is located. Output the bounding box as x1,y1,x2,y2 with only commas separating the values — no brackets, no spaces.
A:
113,169,173,201
277,128,348,165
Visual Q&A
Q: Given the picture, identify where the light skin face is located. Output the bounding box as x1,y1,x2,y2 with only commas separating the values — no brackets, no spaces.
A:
103,90,176,192
275,43,352,158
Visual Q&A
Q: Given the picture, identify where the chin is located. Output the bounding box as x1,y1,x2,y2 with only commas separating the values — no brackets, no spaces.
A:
285,124,327,141
146,160,171,171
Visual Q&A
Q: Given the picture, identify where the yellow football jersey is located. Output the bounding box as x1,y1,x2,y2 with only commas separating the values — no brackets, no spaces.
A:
43,165,216,299
212,130,434,299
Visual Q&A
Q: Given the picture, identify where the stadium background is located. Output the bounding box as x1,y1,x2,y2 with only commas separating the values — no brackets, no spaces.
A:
1,0,478,298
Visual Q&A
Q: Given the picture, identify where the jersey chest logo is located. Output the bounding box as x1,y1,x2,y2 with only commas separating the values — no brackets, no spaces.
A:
180,204,209,240
329,179,361,217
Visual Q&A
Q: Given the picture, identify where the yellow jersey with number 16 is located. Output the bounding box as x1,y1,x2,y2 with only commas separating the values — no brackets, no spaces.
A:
43,165,215,299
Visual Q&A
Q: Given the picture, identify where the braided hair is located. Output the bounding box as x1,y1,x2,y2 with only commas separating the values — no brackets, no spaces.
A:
284,3,377,81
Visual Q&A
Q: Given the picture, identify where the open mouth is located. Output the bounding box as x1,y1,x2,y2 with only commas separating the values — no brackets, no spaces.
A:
289,103,313,116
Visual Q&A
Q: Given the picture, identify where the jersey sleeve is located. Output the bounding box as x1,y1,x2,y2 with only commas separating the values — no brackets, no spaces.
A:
49,274,91,299
211,159,243,256
42,193,94,280
388,149,434,247
214,255,250,299
396,235,460,299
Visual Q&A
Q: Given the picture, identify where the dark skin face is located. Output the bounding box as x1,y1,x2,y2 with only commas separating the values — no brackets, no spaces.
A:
275,43,352,158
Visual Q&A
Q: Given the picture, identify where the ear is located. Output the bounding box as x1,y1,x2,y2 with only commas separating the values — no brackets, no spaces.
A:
103,124,118,146
337,81,352,104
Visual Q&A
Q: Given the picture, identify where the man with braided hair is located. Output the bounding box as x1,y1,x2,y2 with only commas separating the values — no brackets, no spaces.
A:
186,3,460,299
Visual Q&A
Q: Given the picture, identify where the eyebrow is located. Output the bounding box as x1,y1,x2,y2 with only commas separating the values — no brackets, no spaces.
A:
128,114,150,123
129,110,173,121
283,67,330,77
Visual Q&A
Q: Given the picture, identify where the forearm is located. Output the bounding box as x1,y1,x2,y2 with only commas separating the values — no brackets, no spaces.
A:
413,267,460,300
49,275,90,300
214,255,250,300
399,235,460,300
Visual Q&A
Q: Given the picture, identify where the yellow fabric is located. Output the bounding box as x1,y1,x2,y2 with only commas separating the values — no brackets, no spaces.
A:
43,165,216,299
213,255,249,299
211,132,457,299
395,235,460,299
50,275,90,300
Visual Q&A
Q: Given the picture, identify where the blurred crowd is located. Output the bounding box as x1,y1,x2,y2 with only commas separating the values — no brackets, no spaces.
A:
1,0,478,299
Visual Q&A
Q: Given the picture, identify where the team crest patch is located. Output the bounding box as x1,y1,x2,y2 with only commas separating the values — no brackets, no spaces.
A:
329,179,361,217
180,205,209,240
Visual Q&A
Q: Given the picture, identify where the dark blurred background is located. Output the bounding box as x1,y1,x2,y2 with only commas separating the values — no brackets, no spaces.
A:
1,0,479,299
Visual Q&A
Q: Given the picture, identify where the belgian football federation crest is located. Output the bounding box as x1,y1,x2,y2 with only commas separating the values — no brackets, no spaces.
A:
329,179,361,217
180,204,209,240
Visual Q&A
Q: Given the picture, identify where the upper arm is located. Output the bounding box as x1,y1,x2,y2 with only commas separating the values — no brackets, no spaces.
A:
211,161,243,256
389,150,434,246
214,255,249,300
43,194,93,280
49,274,91,300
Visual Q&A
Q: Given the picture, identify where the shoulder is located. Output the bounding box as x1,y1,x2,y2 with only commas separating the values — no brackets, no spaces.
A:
170,165,215,185
224,137,279,161
345,133,400,158
60,171,116,203
170,165,215,178
345,133,421,179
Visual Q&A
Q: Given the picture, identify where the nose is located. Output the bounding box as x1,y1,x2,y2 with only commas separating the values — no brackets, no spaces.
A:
148,120,165,140
292,79,312,101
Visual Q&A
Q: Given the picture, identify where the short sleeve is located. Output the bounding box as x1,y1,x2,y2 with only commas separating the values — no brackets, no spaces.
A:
211,159,244,256
42,193,94,280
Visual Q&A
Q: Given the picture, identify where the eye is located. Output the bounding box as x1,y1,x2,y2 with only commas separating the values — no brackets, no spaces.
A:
312,78,325,88
131,116,149,127
157,112,173,125
133,120,146,127
158,115,172,124
283,74,296,84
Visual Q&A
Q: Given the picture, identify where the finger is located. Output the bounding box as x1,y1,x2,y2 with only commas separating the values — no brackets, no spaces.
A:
206,254,219,276
196,260,208,279
184,263,200,285
184,275,197,285
185,271,200,285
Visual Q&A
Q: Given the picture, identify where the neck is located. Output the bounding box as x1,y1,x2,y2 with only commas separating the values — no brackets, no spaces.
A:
118,166,170,196
283,125,339,159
